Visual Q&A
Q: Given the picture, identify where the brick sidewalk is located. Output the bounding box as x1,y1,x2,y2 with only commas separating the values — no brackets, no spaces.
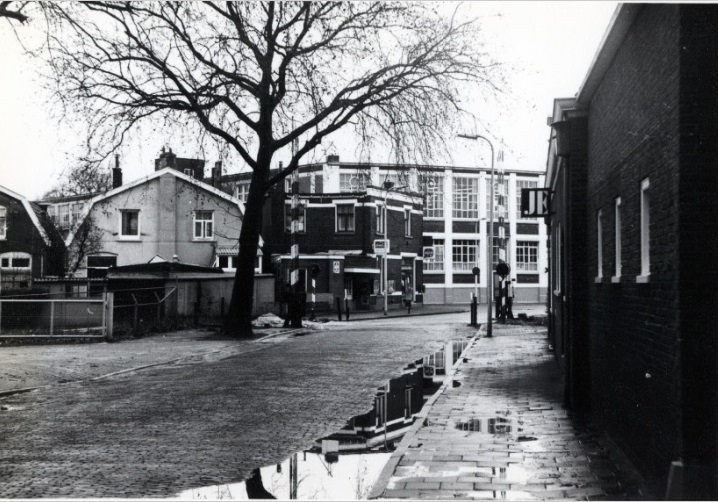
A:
369,323,651,500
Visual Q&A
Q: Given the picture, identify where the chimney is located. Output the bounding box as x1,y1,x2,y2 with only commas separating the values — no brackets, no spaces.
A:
112,154,123,188
327,154,340,163
155,146,176,171
211,161,222,187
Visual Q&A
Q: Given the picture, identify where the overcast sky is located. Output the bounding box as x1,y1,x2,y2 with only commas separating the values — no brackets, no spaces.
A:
0,1,617,199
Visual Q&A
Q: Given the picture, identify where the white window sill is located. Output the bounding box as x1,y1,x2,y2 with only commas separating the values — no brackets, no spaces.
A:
594,276,603,283
611,276,621,283
422,270,445,274
636,274,650,283
118,236,141,241
193,238,216,242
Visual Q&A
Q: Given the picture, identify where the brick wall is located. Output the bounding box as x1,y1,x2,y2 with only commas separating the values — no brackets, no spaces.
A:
585,4,681,487
677,6,718,497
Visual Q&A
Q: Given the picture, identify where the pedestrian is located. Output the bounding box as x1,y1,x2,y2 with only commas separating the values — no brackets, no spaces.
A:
404,284,413,314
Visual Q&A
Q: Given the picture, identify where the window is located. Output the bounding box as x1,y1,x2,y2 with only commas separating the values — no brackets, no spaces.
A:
340,172,370,192
486,178,508,220
0,252,32,270
0,206,5,239
404,208,411,236
452,239,478,272
376,203,385,235
284,202,306,233
423,239,444,271
336,203,355,232
59,204,70,229
70,203,81,226
405,388,413,419
120,210,139,237
87,254,117,279
234,183,250,203
640,179,650,279
597,210,603,279
193,210,214,239
516,179,538,220
183,168,194,177
453,177,479,219
420,174,444,218
614,197,622,279
554,225,562,293
516,241,538,272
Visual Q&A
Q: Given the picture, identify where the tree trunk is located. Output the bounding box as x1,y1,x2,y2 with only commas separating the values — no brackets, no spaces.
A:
221,162,269,337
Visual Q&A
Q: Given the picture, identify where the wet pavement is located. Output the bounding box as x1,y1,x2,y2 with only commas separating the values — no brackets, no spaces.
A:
368,322,651,500
0,312,478,498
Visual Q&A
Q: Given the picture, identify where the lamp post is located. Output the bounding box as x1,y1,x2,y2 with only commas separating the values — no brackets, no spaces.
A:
382,182,406,316
458,134,495,337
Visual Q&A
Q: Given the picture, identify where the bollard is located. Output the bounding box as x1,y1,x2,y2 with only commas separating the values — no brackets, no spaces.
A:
336,297,342,321
470,296,477,326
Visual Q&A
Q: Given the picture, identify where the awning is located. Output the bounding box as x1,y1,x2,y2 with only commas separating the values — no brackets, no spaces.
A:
216,244,263,256
345,267,381,274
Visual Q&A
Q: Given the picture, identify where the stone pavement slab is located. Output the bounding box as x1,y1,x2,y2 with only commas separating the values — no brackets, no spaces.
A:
370,322,652,500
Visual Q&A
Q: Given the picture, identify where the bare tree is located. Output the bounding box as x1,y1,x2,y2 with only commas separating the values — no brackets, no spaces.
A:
42,162,111,199
0,1,30,24
31,1,499,336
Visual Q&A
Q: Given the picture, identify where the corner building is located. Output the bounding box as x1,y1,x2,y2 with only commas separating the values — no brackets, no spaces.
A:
210,155,547,308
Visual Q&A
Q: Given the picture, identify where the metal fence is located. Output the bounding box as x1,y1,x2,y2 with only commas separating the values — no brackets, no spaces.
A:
0,296,107,338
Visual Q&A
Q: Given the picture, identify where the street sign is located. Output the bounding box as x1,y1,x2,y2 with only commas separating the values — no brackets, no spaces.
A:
521,188,551,217
373,239,390,255
423,246,434,259
472,267,480,277
332,260,340,274
495,262,511,278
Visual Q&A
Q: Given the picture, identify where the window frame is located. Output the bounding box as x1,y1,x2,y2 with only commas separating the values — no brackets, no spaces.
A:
423,238,444,272
376,202,385,235
193,210,215,240
421,174,444,218
452,177,479,219
516,179,539,220
335,203,355,233
119,209,141,240
638,178,650,282
613,197,622,281
486,178,509,221
404,207,412,237
0,252,32,271
516,240,539,272
452,239,479,272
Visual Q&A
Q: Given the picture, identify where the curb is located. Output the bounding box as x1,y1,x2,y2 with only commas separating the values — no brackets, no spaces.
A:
368,329,482,499
334,309,470,323
0,327,311,399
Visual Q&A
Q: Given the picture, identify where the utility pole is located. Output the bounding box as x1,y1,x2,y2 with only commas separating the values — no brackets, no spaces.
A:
288,119,302,328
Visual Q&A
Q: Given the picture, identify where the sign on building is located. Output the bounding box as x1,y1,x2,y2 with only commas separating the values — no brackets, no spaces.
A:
373,239,390,255
423,247,434,259
521,188,551,217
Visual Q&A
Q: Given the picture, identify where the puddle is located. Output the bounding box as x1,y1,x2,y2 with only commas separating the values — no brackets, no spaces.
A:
175,338,472,500
0,404,25,411
455,417,514,434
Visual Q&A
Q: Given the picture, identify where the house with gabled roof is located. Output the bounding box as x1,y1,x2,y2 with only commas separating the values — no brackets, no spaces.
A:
0,184,65,291
63,167,261,278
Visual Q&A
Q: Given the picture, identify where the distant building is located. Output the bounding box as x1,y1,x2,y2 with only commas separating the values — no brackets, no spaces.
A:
545,4,718,499
58,167,260,278
209,155,547,306
0,185,64,291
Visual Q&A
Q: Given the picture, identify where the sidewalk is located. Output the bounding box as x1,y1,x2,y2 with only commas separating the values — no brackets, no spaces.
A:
369,322,651,500
323,302,545,322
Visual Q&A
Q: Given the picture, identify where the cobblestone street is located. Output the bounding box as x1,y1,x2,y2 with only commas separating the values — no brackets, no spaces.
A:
0,313,476,498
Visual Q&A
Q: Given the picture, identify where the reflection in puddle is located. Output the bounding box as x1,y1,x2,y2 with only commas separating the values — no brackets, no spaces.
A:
176,338,472,500
455,417,513,434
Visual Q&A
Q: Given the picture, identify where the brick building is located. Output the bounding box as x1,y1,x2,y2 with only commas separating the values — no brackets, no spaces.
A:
210,156,547,307
545,4,718,499
0,185,64,291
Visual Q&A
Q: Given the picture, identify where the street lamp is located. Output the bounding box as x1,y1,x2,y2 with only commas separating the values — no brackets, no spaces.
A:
382,181,406,316
458,133,495,337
